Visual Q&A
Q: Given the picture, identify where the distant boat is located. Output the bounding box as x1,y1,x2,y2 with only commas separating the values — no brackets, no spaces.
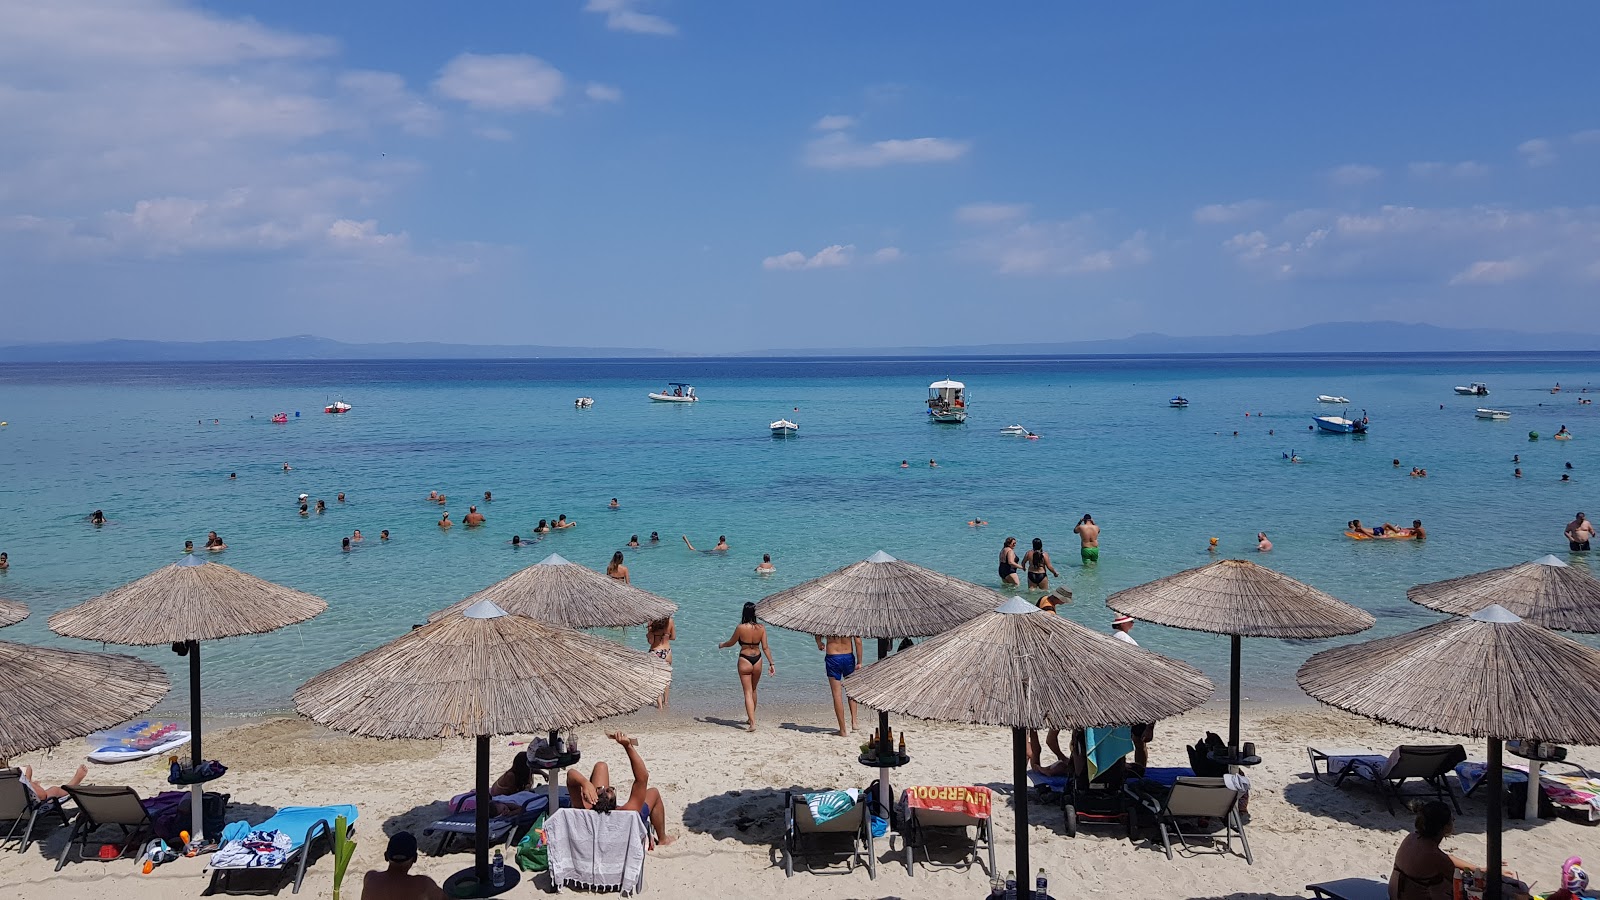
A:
1317,395,1350,404
574,397,594,408
770,418,798,436
324,400,352,414
927,379,968,424
649,383,698,402
1000,424,1028,435
1475,408,1512,420
1169,396,1189,408
1314,415,1368,434
1453,383,1489,396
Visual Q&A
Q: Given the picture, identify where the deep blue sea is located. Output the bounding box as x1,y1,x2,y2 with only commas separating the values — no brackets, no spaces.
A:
2,354,1597,716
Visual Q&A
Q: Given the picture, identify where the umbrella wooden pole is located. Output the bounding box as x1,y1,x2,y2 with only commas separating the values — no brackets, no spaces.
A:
1228,634,1242,756
189,641,205,845
1012,727,1032,900
475,734,491,885
1486,738,1503,900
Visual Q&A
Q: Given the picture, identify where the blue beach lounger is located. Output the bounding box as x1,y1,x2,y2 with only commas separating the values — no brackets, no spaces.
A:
206,804,358,895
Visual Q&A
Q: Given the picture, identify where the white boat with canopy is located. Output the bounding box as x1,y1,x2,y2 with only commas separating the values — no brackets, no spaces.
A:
927,379,967,423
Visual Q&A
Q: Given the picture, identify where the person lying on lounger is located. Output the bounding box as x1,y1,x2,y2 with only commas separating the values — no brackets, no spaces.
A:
565,732,675,847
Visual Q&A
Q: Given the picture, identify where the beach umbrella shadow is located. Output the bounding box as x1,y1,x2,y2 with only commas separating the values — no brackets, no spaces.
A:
680,787,793,847
1278,777,1501,834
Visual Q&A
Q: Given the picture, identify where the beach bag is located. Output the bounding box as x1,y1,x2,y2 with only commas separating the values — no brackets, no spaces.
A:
515,814,549,872
864,779,895,835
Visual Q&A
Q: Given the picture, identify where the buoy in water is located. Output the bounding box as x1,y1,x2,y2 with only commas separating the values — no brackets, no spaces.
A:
1529,431,1540,441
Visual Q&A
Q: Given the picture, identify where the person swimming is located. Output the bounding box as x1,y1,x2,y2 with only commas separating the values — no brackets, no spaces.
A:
627,534,641,547
89,509,106,525
682,535,729,552
755,553,775,573
649,532,660,543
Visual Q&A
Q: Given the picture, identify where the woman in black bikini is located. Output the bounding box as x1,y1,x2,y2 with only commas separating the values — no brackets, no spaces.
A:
997,537,1022,587
717,602,775,732
1388,801,1475,900
1021,537,1058,591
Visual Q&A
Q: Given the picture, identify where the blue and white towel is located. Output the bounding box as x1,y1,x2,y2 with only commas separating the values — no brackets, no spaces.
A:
803,788,859,825
210,829,292,869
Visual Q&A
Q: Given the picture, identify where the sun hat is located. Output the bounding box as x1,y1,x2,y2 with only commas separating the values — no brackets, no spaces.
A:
1111,614,1135,626
299,493,309,500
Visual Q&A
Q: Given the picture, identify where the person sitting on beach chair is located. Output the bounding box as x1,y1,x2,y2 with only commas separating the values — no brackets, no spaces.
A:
565,732,674,847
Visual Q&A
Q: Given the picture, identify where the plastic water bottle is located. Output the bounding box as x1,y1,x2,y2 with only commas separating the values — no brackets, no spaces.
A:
491,849,506,887
1005,869,1017,899
989,874,1005,898
1036,867,1049,897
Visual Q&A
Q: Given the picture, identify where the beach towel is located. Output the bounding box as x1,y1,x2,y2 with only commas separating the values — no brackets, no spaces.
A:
803,788,859,825
900,785,991,820
1455,762,1600,823
210,829,291,868
543,808,648,896
1085,726,1134,781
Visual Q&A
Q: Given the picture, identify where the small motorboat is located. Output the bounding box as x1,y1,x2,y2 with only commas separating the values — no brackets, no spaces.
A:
770,418,798,436
649,383,698,402
324,400,352,414
1453,383,1489,396
1169,396,1189,408
271,413,288,424
575,397,594,408
1317,395,1351,404
1000,424,1029,435
1475,408,1512,420
927,379,968,423
1314,415,1368,434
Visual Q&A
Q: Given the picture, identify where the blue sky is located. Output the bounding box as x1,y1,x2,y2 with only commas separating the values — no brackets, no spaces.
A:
2,1,1597,352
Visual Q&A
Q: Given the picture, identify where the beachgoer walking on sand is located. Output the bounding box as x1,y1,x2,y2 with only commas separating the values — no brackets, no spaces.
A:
564,732,675,848
998,537,1023,587
362,832,444,900
1021,537,1058,591
647,616,675,707
717,602,774,731
816,634,862,737
1567,512,1595,551
606,550,630,583
1073,514,1100,564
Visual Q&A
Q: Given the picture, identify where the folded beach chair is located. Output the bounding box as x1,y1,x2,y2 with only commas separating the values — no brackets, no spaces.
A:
781,789,876,879
1149,775,1252,864
205,804,358,895
422,790,548,856
1306,878,1390,900
1,768,74,853
1307,744,1465,814
54,784,154,871
544,807,650,895
898,785,996,877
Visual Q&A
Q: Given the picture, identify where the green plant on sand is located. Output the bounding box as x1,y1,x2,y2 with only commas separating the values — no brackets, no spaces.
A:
331,814,356,900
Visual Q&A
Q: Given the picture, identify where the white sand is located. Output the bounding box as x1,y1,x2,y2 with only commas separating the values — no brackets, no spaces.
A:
5,702,1597,899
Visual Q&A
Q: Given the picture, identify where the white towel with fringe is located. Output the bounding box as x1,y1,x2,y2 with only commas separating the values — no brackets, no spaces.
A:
544,807,648,895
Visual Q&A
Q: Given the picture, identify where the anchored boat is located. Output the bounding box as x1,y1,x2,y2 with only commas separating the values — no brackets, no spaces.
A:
324,400,352,414
1314,414,1368,434
649,383,698,402
1475,408,1512,420
1453,382,1489,396
770,418,798,436
1169,396,1189,408
1317,395,1350,404
927,379,968,423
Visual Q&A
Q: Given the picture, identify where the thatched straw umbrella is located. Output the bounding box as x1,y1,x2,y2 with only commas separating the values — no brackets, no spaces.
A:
1298,605,1600,900
430,553,678,628
295,600,669,897
0,598,27,629
1408,554,1600,632
756,551,1001,810
49,555,327,843
1,641,169,762
848,596,1213,900
1107,558,1373,759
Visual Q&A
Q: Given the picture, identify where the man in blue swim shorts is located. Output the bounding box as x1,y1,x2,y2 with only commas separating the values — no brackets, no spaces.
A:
817,635,863,737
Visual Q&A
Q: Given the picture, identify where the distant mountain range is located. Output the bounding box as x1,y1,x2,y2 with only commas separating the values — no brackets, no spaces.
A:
3,322,1599,362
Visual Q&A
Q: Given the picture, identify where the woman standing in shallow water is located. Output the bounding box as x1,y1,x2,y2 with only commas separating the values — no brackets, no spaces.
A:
717,602,774,731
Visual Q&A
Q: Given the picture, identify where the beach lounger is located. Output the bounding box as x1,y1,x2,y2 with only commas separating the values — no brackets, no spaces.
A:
54,785,154,871
781,789,876,879
1,768,73,853
204,804,358,895
1149,775,1252,864
544,807,650,895
1307,878,1389,900
1307,744,1465,814
422,790,547,856
1455,761,1600,823
897,786,995,877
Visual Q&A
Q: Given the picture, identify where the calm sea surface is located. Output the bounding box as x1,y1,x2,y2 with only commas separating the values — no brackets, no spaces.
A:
2,354,1597,716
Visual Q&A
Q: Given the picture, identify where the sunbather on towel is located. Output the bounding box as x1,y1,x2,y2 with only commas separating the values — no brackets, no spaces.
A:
362,831,444,900
565,732,675,848
15,763,87,802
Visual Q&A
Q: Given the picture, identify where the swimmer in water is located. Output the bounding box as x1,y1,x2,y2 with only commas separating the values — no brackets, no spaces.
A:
756,553,776,573
511,535,522,546
649,532,660,543
299,502,309,517
438,511,453,529
229,472,236,480
283,463,292,472
555,514,575,529
609,498,620,509
900,460,909,468
342,537,351,552
968,517,988,527
89,509,106,526
204,531,226,552
428,491,439,502
352,529,363,543
1257,532,1272,552
183,541,194,554
929,459,938,467
484,491,493,502
380,529,390,541
1208,537,1219,553
681,535,729,552
463,505,486,527
1411,520,1426,540
337,492,346,503
534,519,550,534
316,499,327,514
1515,468,1523,478
627,534,641,548
1393,459,1401,468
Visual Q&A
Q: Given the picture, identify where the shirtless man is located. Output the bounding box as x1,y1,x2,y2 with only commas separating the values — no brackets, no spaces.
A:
1567,512,1595,551
755,553,776,573
361,832,443,900
1073,514,1100,564
565,732,675,847
681,535,729,552
463,506,486,527
204,531,227,552
555,514,575,529
437,512,452,530
816,635,862,737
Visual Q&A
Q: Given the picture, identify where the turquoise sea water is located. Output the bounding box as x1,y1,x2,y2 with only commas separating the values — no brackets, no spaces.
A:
1,354,1597,716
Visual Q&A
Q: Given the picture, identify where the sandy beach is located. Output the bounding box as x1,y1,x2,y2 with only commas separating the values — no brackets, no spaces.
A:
5,701,1596,900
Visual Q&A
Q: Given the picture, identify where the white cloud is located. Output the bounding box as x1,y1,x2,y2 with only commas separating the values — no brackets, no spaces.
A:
955,203,1030,225
804,132,970,169
1327,163,1382,186
434,53,565,112
0,0,336,68
871,246,902,263
762,244,856,270
1573,129,1600,145
1223,204,1600,286
338,70,441,136
813,114,856,131
1518,138,1556,167
1408,161,1490,179
957,209,1151,276
1193,200,1268,224
585,82,623,103
584,0,678,36
473,126,515,142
